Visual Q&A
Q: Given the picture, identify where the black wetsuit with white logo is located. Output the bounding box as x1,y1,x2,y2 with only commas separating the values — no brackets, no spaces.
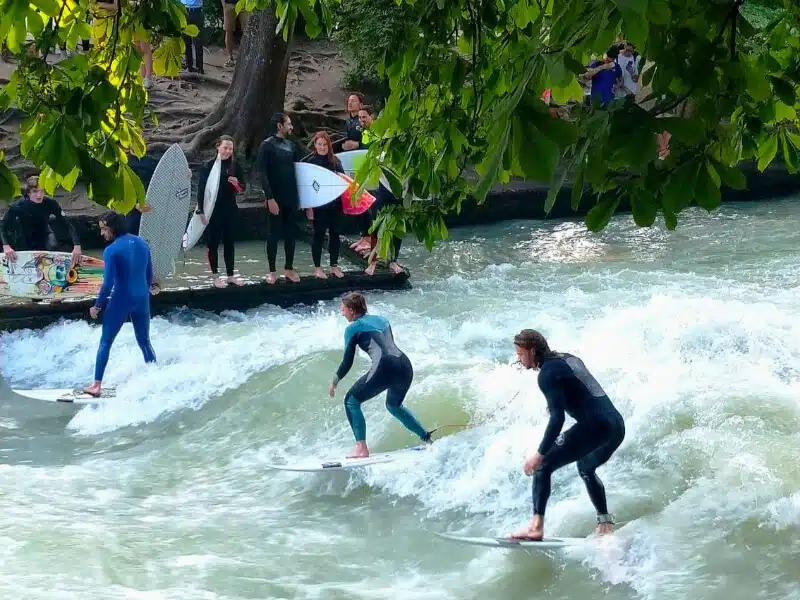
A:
532,353,625,517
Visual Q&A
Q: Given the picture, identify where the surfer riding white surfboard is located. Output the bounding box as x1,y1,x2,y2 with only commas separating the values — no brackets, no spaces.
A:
329,292,433,459
508,329,626,542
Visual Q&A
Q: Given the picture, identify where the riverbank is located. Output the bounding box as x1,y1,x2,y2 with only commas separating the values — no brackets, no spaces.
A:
27,158,799,251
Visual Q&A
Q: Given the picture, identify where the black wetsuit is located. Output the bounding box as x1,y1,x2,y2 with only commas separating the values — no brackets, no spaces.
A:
533,353,625,518
305,153,344,268
256,136,304,272
196,157,244,277
333,314,429,442
0,196,80,250
125,154,159,235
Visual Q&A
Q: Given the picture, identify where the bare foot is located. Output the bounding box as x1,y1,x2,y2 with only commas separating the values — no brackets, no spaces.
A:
364,262,377,276
509,517,544,541
351,236,370,250
388,261,404,274
346,441,370,458
596,523,614,535
285,269,300,283
313,267,327,280
265,273,277,285
329,266,344,278
83,382,102,397
228,276,244,286
214,276,228,289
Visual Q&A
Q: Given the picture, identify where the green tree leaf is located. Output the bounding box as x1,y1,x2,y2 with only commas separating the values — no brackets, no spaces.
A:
694,162,722,211
757,133,779,172
630,189,658,227
585,195,621,233
0,153,22,202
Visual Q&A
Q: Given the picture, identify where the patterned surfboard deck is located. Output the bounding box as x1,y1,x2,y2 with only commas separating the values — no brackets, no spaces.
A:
139,144,193,280
0,251,104,299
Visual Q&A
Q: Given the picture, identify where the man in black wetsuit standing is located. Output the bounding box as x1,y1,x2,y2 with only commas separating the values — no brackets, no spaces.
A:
1,175,82,265
256,113,304,284
509,329,625,541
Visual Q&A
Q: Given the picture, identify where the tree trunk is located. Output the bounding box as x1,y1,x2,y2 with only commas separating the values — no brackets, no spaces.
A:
178,9,294,158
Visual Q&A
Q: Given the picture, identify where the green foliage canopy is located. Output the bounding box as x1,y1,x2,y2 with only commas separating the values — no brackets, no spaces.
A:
1,0,799,258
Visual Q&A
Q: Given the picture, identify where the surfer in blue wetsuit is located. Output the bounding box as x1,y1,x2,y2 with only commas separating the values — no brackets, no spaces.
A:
509,329,625,541
83,212,157,397
329,292,432,458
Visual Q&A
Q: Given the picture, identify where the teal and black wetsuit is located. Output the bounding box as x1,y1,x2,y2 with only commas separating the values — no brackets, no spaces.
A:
532,353,625,521
333,314,430,443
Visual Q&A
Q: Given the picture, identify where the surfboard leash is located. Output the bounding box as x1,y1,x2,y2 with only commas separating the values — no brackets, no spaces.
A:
428,391,521,440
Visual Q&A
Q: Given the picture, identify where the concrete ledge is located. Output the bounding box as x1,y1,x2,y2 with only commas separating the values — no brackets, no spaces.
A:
0,269,410,332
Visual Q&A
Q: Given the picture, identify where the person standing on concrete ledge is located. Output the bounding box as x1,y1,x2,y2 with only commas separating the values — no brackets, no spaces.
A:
256,113,304,285
196,135,245,288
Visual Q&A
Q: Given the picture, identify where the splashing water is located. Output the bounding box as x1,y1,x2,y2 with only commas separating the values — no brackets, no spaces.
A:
1,199,799,600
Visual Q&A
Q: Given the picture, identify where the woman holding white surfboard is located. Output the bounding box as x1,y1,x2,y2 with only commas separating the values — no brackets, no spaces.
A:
195,136,245,288
305,132,345,280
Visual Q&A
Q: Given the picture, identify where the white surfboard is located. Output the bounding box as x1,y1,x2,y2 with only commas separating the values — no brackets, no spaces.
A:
183,157,222,251
10,386,116,404
295,162,350,209
434,531,586,550
336,149,367,175
265,443,429,472
336,149,379,191
138,144,192,281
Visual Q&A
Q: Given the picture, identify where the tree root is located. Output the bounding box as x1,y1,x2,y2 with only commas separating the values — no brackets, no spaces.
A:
177,72,232,89
184,113,235,156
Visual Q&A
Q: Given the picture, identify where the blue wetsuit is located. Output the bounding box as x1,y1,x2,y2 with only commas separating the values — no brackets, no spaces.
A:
333,314,429,442
93,233,157,381
532,353,625,519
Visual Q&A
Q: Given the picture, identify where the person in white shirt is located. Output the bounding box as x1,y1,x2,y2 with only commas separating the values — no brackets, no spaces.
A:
616,42,641,98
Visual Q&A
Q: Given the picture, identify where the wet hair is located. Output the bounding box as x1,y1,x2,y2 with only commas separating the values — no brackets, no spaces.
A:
99,211,127,238
270,113,288,134
347,92,364,106
514,329,556,366
311,131,339,169
341,292,367,317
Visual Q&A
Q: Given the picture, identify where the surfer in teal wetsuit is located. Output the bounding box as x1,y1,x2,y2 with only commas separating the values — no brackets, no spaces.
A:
329,292,432,458
83,212,157,397
509,329,625,541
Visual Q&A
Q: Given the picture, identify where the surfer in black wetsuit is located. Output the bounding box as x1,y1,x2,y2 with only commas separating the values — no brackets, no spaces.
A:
305,131,345,280
256,113,304,284
196,135,245,288
329,292,432,459
1,175,82,265
509,329,625,541
124,153,158,236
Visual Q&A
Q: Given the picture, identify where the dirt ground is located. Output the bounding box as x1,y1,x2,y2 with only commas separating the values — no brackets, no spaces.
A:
0,38,358,216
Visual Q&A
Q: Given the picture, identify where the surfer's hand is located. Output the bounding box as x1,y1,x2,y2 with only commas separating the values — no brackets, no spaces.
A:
329,383,336,398
305,208,314,221
524,452,544,476
2,245,16,261
71,246,82,266
200,214,208,225
89,306,101,320
266,199,280,215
